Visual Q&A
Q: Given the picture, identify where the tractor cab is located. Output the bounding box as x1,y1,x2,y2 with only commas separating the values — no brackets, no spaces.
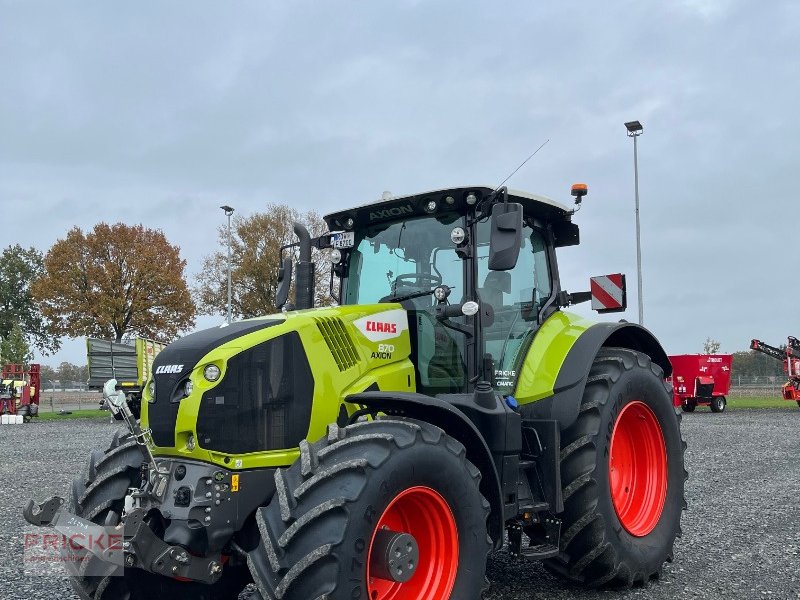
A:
322,186,581,395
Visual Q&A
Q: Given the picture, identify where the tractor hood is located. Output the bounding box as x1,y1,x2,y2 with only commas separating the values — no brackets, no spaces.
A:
142,304,415,469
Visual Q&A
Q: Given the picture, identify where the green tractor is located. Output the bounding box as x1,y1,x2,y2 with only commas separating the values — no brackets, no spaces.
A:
25,185,686,600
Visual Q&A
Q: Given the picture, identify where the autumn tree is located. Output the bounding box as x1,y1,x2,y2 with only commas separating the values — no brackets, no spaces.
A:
196,204,333,319
0,244,58,354
32,223,196,343
0,323,32,365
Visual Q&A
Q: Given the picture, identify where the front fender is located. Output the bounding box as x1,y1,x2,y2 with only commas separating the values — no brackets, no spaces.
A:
345,391,505,549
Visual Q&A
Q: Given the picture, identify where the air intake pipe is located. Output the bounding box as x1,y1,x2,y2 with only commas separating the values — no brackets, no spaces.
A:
293,222,315,310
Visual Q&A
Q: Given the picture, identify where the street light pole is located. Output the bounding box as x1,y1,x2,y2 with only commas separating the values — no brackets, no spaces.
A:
220,205,235,324
624,121,644,326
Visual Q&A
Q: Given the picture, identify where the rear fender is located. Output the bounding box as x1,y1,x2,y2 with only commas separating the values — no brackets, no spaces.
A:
345,391,505,548
520,321,671,429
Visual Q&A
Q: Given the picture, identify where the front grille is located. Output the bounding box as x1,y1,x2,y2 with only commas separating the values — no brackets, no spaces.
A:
196,333,314,454
315,317,360,371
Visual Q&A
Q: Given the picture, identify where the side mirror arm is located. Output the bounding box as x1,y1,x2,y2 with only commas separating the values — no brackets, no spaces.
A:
275,258,293,310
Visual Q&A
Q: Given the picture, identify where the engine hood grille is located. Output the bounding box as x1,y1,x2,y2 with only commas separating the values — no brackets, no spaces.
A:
148,319,281,447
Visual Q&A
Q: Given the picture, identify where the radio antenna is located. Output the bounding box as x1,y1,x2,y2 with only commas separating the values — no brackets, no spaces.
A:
494,138,550,191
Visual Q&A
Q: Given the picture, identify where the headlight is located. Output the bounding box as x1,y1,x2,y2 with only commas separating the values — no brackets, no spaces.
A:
450,227,466,245
184,380,193,396
204,364,221,382
330,249,342,264
148,380,156,397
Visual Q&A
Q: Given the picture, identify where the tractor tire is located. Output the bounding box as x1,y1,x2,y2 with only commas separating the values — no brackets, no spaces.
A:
710,396,726,413
796,400,800,409
246,418,492,600
681,400,696,413
67,429,249,599
544,348,687,588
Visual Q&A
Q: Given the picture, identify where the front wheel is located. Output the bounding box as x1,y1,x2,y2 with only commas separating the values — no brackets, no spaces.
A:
681,400,696,413
247,419,491,600
710,396,726,413
545,348,687,588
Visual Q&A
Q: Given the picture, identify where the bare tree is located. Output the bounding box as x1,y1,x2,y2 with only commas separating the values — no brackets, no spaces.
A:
703,337,721,354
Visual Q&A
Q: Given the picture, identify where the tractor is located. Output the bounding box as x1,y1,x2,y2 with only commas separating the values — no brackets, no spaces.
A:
24,185,686,600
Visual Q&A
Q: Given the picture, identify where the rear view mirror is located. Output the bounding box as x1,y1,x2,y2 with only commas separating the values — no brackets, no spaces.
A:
590,274,627,314
488,202,523,271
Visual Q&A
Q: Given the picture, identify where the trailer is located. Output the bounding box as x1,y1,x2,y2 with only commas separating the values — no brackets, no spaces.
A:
669,354,732,413
750,337,800,408
87,337,165,419
0,364,40,423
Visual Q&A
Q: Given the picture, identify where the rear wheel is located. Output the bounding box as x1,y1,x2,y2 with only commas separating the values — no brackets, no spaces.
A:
545,348,687,588
67,430,249,599
710,396,726,413
681,400,696,413
246,419,491,600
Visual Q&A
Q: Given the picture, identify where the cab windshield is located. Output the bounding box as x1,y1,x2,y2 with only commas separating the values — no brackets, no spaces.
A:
343,213,464,306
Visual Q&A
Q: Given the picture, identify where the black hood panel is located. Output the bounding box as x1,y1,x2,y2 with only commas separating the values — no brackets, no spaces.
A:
149,319,282,447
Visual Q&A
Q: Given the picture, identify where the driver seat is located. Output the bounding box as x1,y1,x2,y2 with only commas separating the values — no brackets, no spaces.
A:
478,271,511,309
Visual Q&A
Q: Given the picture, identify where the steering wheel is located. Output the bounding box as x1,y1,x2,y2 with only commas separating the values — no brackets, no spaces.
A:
392,272,442,292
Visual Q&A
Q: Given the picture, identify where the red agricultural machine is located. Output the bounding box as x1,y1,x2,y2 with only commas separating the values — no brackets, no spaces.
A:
668,354,732,413
0,363,41,422
750,337,800,408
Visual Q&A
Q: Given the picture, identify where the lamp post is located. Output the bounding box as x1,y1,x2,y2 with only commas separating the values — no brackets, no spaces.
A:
624,120,644,326
220,205,235,324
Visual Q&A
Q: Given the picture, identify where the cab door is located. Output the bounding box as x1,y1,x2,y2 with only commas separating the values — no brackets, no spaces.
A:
476,221,552,393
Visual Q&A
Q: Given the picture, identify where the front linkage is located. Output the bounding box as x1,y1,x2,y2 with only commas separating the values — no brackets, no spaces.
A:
23,380,225,585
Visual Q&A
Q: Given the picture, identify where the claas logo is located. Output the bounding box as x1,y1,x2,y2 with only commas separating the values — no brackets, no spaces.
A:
365,321,397,334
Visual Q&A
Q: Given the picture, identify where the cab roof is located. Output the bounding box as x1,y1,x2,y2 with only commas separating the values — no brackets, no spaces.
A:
323,185,573,231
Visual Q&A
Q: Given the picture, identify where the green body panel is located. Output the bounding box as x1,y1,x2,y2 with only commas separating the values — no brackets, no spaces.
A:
141,304,416,470
513,310,595,405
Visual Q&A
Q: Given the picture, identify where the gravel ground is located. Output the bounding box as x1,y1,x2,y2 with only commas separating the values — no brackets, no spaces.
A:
1,409,798,599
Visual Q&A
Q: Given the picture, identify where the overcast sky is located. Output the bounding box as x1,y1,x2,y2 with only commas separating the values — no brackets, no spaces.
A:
2,0,798,366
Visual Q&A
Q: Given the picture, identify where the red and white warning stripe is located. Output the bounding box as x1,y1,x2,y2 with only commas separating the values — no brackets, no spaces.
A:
590,274,626,311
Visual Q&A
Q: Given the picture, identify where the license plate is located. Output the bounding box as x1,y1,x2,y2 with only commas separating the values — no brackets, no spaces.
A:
331,231,355,249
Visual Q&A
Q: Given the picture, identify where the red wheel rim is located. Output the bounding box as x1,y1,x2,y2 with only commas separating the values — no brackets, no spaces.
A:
608,401,668,537
366,486,458,600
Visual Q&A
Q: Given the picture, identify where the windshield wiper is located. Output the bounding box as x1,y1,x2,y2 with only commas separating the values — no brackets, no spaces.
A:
380,289,437,303
381,285,455,304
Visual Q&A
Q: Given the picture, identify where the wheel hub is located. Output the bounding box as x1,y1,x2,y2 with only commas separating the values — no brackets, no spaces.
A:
366,486,458,600
369,529,419,583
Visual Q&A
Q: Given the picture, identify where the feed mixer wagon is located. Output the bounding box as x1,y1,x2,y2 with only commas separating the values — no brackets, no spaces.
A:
669,354,732,413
